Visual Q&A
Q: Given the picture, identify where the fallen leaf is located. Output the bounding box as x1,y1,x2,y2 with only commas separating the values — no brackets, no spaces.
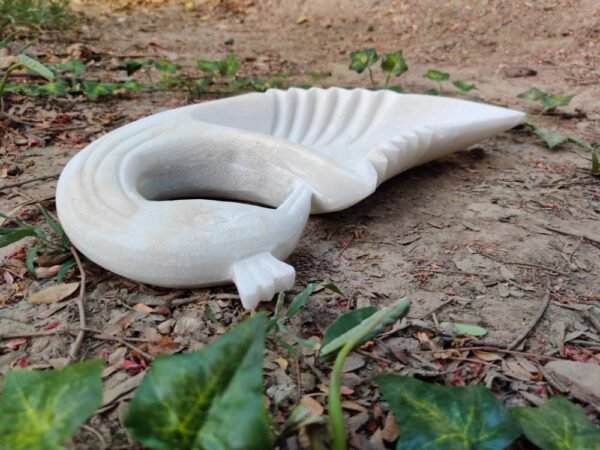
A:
276,356,289,371
473,350,502,362
133,303,155,314
34,265,61,279
28,282,79,305
301,395,324,416
340,386,354,395
341,400,368,412
381,412,400,442
43,321,60,331
5,338,27,351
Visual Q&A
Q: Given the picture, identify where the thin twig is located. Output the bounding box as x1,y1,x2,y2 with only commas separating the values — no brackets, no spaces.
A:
416,346,561,361
0,111,39,126
0,328,154,345
546,225,600,247
68,247,87,361
0,173,60,192
477,251,563,274
88,331,154,361
508,278,551,350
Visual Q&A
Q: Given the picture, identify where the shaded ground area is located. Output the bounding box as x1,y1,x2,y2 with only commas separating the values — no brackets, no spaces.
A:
1,0,599,448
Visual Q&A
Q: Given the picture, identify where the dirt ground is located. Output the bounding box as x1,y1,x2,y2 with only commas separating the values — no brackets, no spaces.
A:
1,0,600,448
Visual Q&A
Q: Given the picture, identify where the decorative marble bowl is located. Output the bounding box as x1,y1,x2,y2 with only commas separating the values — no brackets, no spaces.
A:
56,88,524,309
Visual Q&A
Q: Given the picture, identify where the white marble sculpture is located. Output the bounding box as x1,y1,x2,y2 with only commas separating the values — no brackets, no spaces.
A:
56,88,524,309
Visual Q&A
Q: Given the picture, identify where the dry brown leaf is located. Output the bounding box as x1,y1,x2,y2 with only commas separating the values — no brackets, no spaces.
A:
34,265,61,279
381,412,400,442
103,313,138,336
28,282,79,305
133,303,155,314
473,350,503,362
301,395,324,416
276,356,289,371
503,360,533,381
341,400,368,412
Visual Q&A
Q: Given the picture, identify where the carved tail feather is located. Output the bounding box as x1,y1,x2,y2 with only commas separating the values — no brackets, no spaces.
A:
231,252,296,310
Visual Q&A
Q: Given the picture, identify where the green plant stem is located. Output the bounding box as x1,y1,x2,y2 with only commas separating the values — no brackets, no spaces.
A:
0,63,20,100
438,81,443,94
384,72,391,88
328,340,353,450
367,67,376,88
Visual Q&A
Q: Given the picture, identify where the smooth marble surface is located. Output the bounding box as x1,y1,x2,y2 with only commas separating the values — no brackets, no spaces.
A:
56,88,525,309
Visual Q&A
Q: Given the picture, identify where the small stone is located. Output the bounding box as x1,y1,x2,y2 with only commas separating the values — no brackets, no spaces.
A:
498,284,510,298
224,38,234,45
157,319,174,334
545,360,600,407
300,372,316,391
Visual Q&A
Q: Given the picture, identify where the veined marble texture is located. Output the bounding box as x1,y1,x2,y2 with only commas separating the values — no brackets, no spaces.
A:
56,87,525,309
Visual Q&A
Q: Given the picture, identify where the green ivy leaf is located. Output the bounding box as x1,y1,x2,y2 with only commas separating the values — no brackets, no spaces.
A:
381,50,408,77
122,60,153,76
349,48,378,74
227,77,250,91
322,306,376,350
82,80,118,101
125,314,272,450
533,127,570,149
154,60,181,73
512,397,600,450
424,88,440,96
16,54,54,81
59,60,86,77
196,59,220,74
35,79,67,96
121,79,142,91
320,297,410,357
0,360,103,450
306,70,332,81
250,77,282,92
285,283,316,319
452,80,477,92
541,93,574,113
386,85,404,93
517,87,546,101
374,376,521,450
218,53,240,78
424,69,449,81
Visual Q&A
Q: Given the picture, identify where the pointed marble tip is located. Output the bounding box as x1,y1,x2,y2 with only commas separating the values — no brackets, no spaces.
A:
231,252,296,310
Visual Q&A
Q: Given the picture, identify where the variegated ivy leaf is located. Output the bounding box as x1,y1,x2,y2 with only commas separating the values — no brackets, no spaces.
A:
424,69,449,81
374,375,521,450
349,48,378,74
512,397,600,450
0,360,103,450
125,314,272,450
